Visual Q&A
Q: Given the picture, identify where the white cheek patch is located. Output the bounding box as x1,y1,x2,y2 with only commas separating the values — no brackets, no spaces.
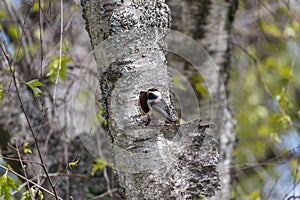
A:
152,91,160,97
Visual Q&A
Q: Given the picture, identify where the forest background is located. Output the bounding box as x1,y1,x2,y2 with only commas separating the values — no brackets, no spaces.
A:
0,0,300,199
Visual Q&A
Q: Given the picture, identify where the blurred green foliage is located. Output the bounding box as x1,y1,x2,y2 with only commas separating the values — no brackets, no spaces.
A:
46,55,71,83
91,158,107,176
231,0,300,198
0,172,17,200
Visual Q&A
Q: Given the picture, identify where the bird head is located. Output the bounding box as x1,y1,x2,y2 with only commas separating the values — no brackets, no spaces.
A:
147,88,161,100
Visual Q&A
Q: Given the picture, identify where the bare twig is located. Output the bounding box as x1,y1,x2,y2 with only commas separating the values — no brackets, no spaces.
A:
233,41,295,128
39,0,44,78
53,128,93,187
266,179,278,200
53,0,64,102
287,46,298,93
231,145,300,173
287,195,300,200
3,0,33,66
14,139,34,200
89,188,118,200
96,131,113,197
103,166,113,197
0,154,42,166
0,164,63,200
42,172,106,187
292,158,300,199
282,181,300,200
0,43,59,199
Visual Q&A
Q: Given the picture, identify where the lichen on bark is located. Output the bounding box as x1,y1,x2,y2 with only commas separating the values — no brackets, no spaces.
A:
81,0,221,199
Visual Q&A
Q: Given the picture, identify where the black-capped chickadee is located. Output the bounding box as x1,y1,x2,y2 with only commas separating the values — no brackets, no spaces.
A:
147,88,182,137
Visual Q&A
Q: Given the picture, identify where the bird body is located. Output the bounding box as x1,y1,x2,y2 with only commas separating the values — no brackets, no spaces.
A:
147,88,182,137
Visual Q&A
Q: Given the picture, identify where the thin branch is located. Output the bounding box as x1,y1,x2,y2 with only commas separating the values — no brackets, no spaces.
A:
96,130,113,197
11,180,28,195
266,179,278,200
232,42,275,101
0,164,63,200
231,144,300,173
14,139,34,200
53,128,93,187
89,188,118,200
292,158,300,199
53,0,64,102
103,166,113,197
282,180,300,200
0,43,59,199
287,196,300,200
3,0,33,66
42,172,106,187
233,41,295,127
39,0,44,78
0,155,43,166
287,46,298,93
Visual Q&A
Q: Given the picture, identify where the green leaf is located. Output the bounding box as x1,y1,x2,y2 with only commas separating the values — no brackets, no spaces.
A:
191,74,208,98
32,2,40,12
0,172,17,200
21,187,35,200
283,25,296,38
278,113,291,129
0,10,7,19
23,141,32,154
38,190,44,200
91,158,107,176
0,84,5,104
261,22,281,37
96,106,107,125
172,76,184,90
46,55,71,83
21,186,44,200
290,159,300,181
32,2,47,12
68,158,80,169
26,79,44,97
276,88,292,111
246,190,261,199
195,84,208,98
8,25,19,40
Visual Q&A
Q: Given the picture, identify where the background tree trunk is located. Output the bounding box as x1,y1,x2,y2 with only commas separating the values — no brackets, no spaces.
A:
166,0,238,199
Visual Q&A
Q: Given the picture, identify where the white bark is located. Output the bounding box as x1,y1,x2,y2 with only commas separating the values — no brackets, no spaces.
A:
82,0,220,199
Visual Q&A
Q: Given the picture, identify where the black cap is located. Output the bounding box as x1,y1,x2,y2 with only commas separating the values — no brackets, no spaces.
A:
148,88,158,92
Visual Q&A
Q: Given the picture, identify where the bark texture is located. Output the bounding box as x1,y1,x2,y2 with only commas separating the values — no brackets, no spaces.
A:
166,0,238,199
81,0,220,199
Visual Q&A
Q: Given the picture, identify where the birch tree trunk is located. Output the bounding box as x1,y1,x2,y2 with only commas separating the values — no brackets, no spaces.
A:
81,0,220,199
